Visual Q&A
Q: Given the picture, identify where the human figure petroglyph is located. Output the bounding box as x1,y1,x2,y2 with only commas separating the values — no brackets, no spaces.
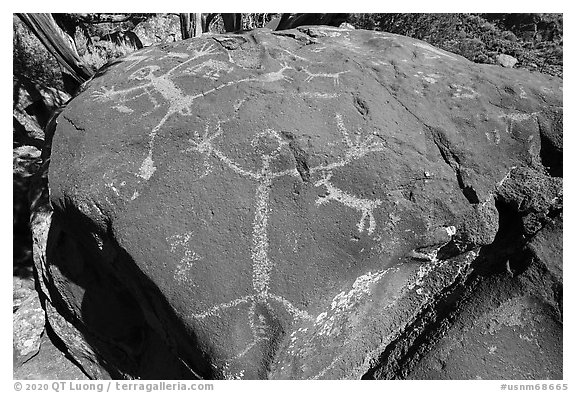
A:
90,41,389,368
315,172,382,235
92,43,221,179
181,114,386,364
92,52,298,182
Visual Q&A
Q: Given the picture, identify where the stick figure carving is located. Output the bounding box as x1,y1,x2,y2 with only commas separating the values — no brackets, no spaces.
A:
182,113,385,365
92,47,297,182
90,41,388,373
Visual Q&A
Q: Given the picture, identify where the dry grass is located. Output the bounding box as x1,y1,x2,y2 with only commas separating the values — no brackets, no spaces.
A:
81,39,138,72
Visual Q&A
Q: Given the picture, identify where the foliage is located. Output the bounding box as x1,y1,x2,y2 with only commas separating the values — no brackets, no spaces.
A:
348,13,563,77
13,16,64,90
81,39,138,72
242,13,280,30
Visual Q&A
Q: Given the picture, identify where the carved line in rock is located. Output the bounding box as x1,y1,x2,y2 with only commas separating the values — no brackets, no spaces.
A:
302,68,350,86
167,231,201,286
92,40,388,373
181,115,385,367
92,44,318,184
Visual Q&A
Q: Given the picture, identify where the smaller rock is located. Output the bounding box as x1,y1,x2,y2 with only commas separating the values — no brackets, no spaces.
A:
133,14,181,47
339,22,356,30
496,54,518,68
13,292,45,366
13,276,35,312
14,334,89,380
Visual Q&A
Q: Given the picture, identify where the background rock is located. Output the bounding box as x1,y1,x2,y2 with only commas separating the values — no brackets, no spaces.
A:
43,26,562,379
406,254,562,380
132,14,182,47
497,53,518,68
13,293,45,366
14,334,89,380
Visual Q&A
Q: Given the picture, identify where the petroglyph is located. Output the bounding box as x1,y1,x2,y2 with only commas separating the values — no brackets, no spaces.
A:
184,121,260,180
92,41,391,370
276,47,312,63
303,67,350,86
112,104,134,113
308,46,326,53
370,59,390,67
168,232,201,285
181,114,387,366
93,44,222,180
233,97,247,111
314,266,398,336
498,112,538,123
159,52,190,60
122,49,155,71
315,173,382,235
184,58,233,80
299,91,341,99
93,51,300,182
451,84,479,99
250,62,294,83
519,86,528,99
498,112,538,135
486,129,501,144
414,71,440,84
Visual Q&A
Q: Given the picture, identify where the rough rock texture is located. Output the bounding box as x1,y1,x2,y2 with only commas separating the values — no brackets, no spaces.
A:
14,334,89,380
13,293,45,365
13,77,70,149
133,14,182,47
43,27,562,379
496,53,518,68
14,145,41,283
406,266,563,380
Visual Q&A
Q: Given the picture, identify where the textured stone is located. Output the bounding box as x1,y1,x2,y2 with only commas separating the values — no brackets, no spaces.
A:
133,14,182,47
406,268,562,380
13,293,45,366
496,53,518,68
14,334,89,380
44,27,562,379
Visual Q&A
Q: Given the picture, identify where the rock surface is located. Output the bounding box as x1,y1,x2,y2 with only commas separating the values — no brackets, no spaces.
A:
14,333,89,380
406,214,563,380
43,27,562,379
133,14,182,47
13,293,45,366
497,53,518,68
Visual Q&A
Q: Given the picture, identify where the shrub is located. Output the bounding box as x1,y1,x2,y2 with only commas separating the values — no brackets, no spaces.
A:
13,16,64,90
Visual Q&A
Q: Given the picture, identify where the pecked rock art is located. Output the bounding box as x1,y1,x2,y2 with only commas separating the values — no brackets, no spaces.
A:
176,112,388,375
45,26,562,379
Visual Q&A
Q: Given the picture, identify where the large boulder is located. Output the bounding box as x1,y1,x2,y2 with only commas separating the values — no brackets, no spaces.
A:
43,26,562,379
